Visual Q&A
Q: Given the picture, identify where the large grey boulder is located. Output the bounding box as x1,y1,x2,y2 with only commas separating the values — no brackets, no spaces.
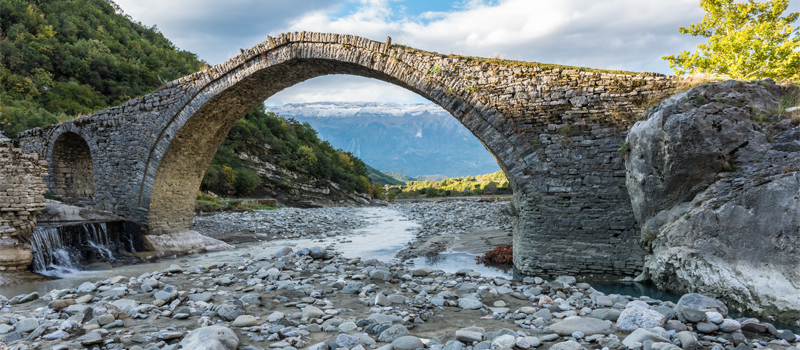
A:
177,326,239,350
617,306,666,333
625,79,800,323
675,294,728,322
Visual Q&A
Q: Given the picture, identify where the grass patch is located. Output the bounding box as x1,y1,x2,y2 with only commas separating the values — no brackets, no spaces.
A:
43,193,63,201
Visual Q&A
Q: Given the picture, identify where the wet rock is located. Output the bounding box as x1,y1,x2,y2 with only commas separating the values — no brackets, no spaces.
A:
178,326,239,350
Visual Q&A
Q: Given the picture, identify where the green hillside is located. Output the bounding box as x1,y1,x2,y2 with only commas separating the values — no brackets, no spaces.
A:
201,105,379,197
0,0,380,199
367,165,405,186
381,170,416,183
0,0,203,137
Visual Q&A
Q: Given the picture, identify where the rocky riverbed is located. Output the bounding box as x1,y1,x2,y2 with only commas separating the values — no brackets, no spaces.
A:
191,199,515,259
0,245,798,350
193,207,370,242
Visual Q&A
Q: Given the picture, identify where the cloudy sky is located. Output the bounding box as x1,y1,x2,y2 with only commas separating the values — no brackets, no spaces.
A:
114,0,798,105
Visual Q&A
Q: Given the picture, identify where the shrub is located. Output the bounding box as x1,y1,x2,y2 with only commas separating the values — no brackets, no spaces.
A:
234,169,260,195
476,245,513,264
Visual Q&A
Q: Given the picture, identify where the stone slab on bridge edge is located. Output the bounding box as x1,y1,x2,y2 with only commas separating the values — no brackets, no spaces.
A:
18,32,678,277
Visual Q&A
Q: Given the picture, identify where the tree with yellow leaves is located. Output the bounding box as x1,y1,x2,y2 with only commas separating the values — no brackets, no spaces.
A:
663,0,799,81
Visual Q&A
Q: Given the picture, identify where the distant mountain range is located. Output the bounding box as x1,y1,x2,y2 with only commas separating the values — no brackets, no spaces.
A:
269,102,501,178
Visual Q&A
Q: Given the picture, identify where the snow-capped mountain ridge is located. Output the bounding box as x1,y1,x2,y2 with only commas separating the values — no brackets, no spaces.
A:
267,101,500,178
270,102,450,118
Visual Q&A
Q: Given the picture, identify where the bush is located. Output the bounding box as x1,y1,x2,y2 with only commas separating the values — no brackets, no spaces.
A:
476,245,513,264
234,169,260,195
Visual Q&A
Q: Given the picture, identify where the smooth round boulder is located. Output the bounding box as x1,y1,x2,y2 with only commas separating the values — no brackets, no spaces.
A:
231,315,257,327
177,326,239,350
392,336,424,350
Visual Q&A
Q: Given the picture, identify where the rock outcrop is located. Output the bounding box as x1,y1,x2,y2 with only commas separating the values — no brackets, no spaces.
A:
625,79,800,324
238,152,374,208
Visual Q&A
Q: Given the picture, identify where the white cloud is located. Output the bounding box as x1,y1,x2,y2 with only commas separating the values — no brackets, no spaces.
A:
264,75,429,106
113,0,799,105
287,0,709,73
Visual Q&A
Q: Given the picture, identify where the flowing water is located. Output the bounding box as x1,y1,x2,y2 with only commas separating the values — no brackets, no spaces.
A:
28,221,145,277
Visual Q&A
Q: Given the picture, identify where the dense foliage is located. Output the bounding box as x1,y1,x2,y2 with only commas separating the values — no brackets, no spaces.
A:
663,0,799,81
201,105,377,197
394,170,510,198
0,0,204,138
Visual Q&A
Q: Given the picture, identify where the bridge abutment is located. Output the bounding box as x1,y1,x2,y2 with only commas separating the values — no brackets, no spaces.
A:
19,32,674,275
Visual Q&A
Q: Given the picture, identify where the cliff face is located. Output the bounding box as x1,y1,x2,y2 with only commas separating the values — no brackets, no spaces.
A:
625,79,800,324
239,153,374,208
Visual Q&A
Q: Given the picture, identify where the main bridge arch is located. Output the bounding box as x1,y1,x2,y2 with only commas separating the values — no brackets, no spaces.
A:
20,32,677,277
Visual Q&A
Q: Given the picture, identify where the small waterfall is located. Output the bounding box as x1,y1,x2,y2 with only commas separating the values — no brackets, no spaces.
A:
29,221,145,277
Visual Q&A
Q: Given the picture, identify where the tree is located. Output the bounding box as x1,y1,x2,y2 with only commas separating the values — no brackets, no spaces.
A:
663,0,800,81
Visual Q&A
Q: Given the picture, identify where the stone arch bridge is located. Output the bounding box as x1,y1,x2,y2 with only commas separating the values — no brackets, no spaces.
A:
20,32,677,277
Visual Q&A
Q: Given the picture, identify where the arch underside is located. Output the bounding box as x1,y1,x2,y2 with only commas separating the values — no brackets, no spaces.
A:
145,58,516,235
50,132,96,202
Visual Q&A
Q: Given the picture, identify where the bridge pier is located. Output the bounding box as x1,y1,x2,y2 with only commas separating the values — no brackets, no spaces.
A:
19,32,674,275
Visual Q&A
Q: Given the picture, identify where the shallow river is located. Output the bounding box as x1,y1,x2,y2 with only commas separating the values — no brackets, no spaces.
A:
0,207,510,297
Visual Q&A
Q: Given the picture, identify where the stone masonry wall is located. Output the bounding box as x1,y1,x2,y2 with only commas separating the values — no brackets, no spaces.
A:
18,32,677,277
50,132,96,201
0,134,47,271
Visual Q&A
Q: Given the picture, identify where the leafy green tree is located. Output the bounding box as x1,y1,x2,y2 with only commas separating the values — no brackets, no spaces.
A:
234,169,261,195
663,0,800,80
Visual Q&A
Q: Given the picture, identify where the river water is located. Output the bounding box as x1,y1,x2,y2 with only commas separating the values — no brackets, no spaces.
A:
0,207,510,297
